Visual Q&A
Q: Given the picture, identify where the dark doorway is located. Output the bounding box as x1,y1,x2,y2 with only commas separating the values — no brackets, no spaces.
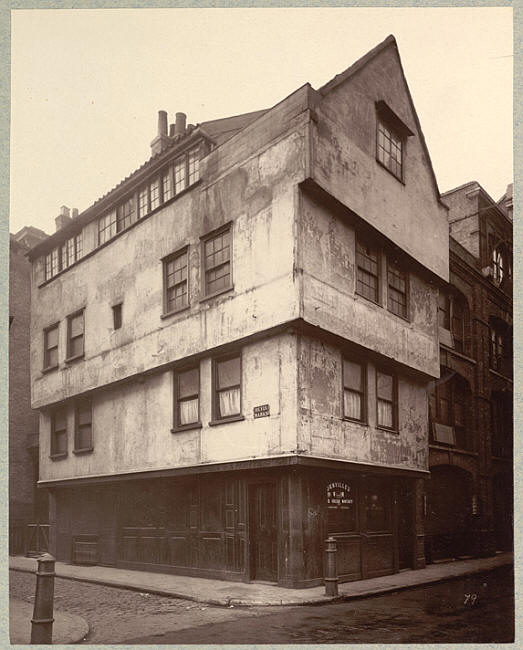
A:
250,483,277,582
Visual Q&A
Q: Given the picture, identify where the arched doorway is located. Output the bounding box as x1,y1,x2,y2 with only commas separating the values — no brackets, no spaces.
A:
425,465,474,561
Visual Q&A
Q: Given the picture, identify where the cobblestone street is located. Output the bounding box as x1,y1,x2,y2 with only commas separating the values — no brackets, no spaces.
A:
9,571,271,644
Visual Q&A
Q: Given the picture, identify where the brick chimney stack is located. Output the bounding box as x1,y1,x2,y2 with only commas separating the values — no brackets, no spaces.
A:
55,205,72,231
150,110,171,156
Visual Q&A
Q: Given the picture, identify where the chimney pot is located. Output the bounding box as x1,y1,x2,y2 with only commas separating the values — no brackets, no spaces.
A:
158,110,168,137
169,123,175,138
60,205,70,218
175,112,187,136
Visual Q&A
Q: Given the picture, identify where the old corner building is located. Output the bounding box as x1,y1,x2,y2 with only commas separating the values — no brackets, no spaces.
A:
28,36,512,588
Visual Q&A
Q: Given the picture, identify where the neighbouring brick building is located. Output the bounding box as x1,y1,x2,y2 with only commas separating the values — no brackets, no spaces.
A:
28,35,476,588
9,226,48,553
425,181,513,562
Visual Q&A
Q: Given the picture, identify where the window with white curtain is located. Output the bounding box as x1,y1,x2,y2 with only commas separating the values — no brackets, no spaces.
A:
343,359,365,421
376,370,397,430
174,367,200,429
214,354,241,420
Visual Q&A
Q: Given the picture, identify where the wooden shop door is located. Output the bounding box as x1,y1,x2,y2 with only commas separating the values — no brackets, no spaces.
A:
250,483,277,582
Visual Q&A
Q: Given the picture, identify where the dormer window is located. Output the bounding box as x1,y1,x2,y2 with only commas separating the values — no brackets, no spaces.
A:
377,121,403,180
375,101,413,183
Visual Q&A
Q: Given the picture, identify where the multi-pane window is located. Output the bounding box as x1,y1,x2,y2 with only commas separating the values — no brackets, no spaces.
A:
163,249,188,314
174,367,200,428
356,240,379,303
376,370,397,430
343,359,365,421
51,409,67,457
138,187,148,219
214,354,241,420
99,210,117,245
377,121,403,180
74,400,93,451
387,262,407,318
75,233,83,259
451,299,464,353
490,327,505,372
67,310,84,360
429,372,471,450
162,169,173,202
150,178,160,211
438,293,450,329
188,147,200,185
203,228,232,296
44,323,59,370
174,158,186,194
117,198,134,231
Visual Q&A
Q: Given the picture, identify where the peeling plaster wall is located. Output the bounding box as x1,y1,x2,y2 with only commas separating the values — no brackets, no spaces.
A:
32,122,307,410
40,334,299,481
299,192,439,378
312,44,449,281
297,336,428,472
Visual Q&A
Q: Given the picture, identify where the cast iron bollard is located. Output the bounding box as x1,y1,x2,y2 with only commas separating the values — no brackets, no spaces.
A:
30,553,55,644
324,536,339,596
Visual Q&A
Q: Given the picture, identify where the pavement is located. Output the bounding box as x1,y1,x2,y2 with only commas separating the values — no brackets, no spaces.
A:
9,598,89,645
9,551,512,644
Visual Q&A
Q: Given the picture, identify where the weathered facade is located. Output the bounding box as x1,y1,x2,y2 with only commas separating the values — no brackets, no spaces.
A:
9,226,48,553
30,36,450,587
426,181,513,561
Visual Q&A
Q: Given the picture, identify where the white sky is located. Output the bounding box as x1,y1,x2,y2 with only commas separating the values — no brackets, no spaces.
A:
9,7,513,236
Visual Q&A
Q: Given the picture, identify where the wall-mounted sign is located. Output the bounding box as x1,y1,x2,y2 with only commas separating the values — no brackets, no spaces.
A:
253,404,270,418
327,482,354,509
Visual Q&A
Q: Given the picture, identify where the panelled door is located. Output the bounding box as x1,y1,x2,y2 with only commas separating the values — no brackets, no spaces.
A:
250,483,278,582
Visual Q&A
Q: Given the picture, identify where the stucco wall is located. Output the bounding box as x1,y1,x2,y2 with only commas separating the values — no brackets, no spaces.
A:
32,125,306,409
312,43,449,281
299,191,439,377
39,334,298,481
297,335,428,472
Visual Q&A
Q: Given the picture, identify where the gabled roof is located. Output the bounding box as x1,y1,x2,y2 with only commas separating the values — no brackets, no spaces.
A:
319,34,446,209
201,109,268,146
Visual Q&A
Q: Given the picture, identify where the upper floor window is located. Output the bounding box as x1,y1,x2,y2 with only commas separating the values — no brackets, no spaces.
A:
489,237,512,287
429,371,472,450
99,210,117,245
45,232,84,282
489,318,512,377
387,261,408,319
66,310,84,361
51,408,67,457
376,370,397,431
356,239,380,303
343,359,366,422
213,354,241,421
163,248,189,315
174,366,200,430
112,303,123,330
117,198,135,231
202,226,232,297
188,148,200,185
74,400,93,452
138,187,149,219
377,121,403,180
438,292,450,329
43,323,59,370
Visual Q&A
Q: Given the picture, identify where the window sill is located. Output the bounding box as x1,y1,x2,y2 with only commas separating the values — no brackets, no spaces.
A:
489,368,513,382
65,353,84,364
171,422,202,433
387,308,409,323
342,416,367,425
73,447,93,455
355,291,381,308
161,305,190,320
376,425,399,434
209,414,245,427
42,365,59,374
200,285,234,303
49,452,67,460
